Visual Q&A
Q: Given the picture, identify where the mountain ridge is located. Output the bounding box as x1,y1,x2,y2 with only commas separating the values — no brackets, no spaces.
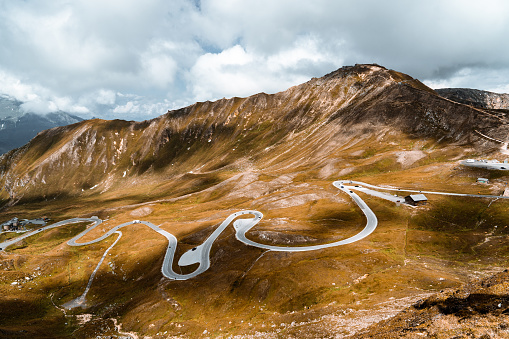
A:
1,64,507,205
436,87,509,110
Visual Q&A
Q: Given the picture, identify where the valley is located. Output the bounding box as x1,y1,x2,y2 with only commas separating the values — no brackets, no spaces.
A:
2,179,505,294
1,64,509,338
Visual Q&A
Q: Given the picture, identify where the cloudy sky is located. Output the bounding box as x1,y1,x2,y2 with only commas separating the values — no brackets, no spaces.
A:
0,0,508,121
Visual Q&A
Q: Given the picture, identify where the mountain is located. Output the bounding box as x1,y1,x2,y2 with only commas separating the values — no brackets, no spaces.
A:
436,88,509,110
0,96,84,155
0,64,505,204
2,64,509,338
0,96,24,119
0,111,84,155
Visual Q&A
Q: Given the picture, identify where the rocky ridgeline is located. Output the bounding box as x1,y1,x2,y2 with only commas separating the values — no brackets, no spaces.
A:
436,88,509,110
0,64,507,204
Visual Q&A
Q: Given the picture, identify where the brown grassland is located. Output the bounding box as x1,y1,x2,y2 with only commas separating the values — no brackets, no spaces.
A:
2,130,509,338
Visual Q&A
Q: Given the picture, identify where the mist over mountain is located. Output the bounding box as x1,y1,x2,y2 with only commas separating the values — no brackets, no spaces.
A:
0,96,24,120
0,96,84,155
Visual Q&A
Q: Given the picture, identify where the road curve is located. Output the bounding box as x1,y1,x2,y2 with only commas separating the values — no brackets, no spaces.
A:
336,180,509,200
0,182,378,282
0,217,102,251
2,179,504,284
460,159,509,171
234,183,377,251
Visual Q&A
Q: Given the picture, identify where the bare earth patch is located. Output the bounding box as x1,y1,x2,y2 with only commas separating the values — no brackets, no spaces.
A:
395,150,426,168
130,206,153,218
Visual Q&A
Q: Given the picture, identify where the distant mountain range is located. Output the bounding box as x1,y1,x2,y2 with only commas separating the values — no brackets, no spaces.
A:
436,88,509,110
0,96,84,155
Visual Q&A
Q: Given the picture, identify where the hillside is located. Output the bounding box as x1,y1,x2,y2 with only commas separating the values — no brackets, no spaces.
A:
1,64,509,338
354,269,509,338
0,64,506,205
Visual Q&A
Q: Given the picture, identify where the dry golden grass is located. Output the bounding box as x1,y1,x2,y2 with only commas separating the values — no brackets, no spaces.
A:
2,130,509,338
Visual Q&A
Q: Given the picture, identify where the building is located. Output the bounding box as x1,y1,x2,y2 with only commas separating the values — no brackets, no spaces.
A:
405,194,428,206
1,217,23,231
477,178,489,184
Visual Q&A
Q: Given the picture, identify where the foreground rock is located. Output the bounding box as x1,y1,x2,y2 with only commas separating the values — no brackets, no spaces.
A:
353,269,509,338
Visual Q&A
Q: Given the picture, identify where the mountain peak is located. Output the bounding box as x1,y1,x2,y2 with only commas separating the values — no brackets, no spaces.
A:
0,65,506,204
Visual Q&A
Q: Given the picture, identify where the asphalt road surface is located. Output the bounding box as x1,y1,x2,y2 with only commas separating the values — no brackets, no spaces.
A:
1,180,504,288
336,180,509,200
234,184,377,251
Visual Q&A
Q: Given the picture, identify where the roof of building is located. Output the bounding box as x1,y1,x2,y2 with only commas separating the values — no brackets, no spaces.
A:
406,194,428,201
477,177,489,181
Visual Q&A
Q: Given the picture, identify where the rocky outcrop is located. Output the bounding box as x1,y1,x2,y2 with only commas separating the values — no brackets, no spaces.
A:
353,269,509,338
436,88,509,110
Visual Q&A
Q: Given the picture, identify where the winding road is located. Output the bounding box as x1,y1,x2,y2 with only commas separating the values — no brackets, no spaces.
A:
0,180,504,307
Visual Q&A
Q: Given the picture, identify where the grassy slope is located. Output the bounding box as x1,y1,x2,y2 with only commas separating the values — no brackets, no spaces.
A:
2,126,509,338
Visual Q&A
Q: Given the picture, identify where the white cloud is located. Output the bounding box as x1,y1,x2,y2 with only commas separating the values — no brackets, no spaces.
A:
190,37,339,101
113,101,137,114
0,71,43,103
0,70,92,114
111,98,180,120
424,67,509,94
141,50,178,89
94,90,117,106
20,99,89,115
190,45,255,100
0,0,508,120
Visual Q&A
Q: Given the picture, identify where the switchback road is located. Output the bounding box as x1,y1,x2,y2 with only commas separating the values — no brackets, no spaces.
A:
1,179,504,307
0,182,377,284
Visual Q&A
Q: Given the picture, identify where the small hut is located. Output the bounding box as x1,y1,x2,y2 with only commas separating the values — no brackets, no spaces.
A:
405,194,428,206
477,178,489,184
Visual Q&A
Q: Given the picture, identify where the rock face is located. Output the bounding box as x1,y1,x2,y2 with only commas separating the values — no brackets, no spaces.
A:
353,269,509,338
0,95,84,155
0,96,24,119
0,64,507,204
436,88,509,110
